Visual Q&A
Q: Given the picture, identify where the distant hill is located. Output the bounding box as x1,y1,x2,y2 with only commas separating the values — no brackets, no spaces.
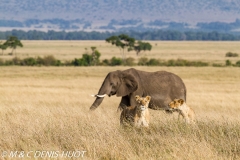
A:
1,0,240,32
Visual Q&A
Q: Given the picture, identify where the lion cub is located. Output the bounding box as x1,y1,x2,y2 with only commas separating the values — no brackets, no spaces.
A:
120,95,151,127
168,99,195,124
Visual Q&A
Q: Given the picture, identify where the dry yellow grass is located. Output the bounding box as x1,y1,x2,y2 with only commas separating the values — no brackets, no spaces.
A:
1,41,240,64
0,66,240,159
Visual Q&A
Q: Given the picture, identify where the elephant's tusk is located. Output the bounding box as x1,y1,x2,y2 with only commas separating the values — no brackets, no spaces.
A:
91,94,107,98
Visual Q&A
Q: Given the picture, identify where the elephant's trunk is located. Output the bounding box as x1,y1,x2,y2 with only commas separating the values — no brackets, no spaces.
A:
90,90,108,110
90,77,111,110
90,96,105,110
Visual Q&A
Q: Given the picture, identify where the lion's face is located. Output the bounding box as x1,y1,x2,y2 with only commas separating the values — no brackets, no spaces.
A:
168,99,184,109
135,95,151,111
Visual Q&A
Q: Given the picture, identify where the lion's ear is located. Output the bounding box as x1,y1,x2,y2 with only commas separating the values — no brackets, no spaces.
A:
135,95,140,101
179,99,184,105
146,96,151,102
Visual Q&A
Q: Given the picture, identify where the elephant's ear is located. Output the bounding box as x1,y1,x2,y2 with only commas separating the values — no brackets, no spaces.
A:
116,73,138,97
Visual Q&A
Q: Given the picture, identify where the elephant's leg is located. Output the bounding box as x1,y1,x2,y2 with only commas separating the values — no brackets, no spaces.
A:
117,96,130,112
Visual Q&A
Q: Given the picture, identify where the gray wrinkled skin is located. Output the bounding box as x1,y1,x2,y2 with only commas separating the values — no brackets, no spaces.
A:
90,68,186,112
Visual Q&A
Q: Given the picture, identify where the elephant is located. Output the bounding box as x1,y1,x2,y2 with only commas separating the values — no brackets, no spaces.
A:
90,68,186,112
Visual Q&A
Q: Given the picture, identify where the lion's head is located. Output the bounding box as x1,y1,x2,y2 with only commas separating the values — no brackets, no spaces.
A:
135,95,151,111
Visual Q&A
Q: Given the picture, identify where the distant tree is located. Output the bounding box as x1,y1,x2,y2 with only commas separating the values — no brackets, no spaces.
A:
0,42,8,55
106,34,135,63
3,36,23,55
90,46,101,66
131,41,152,56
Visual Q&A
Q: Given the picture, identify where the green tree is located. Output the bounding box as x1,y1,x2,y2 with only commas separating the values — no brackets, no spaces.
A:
106,34,135,63
0,42,8,55
131,41,152,56
90,46,101,66
3,36,23,56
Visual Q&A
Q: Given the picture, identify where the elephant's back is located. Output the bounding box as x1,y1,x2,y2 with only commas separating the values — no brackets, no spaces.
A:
139,70,184,88
138,70,186,110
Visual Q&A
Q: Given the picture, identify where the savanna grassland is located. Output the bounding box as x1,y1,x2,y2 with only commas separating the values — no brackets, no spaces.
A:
1,41,240,64
0,41,240,159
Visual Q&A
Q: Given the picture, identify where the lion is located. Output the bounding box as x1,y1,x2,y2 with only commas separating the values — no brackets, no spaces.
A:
120,95,151,127
168,99,195,124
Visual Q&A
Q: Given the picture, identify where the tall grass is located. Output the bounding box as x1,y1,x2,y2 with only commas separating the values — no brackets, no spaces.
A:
0,66,240,159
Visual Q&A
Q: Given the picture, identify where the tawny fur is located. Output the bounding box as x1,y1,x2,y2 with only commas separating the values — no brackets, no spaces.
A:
120,95,151,127
168,99,195,124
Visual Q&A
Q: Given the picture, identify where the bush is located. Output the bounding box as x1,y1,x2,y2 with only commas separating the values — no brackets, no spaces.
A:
167,59,186,66
4,60,14,66
236,60,240,67
166,59,209,67
72,54,92,66
21,57,37,66
0,54,236,68
125,57,135,66
35,56,62,66
167,59,176,66
101,59,110,66
55,60,62,66
36,57,44,65
42,55,58,66
72,58,84,66
82,54,92,66
147,58,160,66
169,59,184,66
166,59,185,66
138,57,148,66
12,57,21,65
72,53,101,66
225,52,238,57
212,63,224,67
226,60,232,66
110,57,123,66
137,58,209,67
91,50,101,66
188,61,209,67
64,60,73,66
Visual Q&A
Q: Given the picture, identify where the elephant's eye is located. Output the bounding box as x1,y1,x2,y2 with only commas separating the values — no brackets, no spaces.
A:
110,82,114,86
